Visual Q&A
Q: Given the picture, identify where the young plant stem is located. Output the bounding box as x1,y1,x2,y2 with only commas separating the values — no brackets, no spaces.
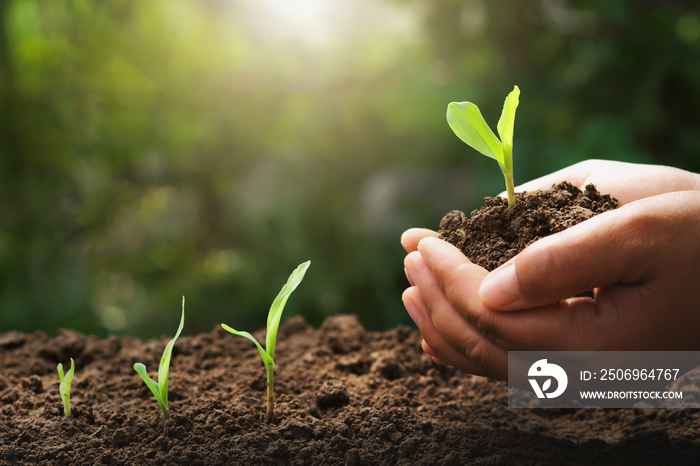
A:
266,363,275,421
504,172,515,207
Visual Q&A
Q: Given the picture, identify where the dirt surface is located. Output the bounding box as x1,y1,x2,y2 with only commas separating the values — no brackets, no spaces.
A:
439,182,618,271
1,315,699,465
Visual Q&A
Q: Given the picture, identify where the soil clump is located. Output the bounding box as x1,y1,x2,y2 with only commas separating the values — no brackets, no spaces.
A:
439,182,618,271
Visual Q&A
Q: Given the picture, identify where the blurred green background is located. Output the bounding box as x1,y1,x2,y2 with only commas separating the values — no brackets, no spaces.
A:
1,0,699,338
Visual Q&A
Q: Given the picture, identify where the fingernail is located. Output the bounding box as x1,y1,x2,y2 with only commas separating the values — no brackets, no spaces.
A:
404,267,415,286
479,262,521,308
404,254,420,286
416,237,436,269
403,296,421,327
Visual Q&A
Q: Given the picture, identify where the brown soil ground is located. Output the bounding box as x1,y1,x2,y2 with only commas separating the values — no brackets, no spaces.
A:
439,182,618,271
1,315,699,465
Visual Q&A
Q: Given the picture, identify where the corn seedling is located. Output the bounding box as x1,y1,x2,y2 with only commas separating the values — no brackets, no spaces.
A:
447,86,520,206
221,260,310,420
133,297,185,419
57,358,75,418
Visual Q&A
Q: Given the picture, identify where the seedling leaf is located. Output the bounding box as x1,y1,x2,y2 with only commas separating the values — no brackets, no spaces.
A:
220,325,273,368
496,85,520,174
447,86,520,206
158,300,186,401
57,358,75,418
133,362,162,402
133,297,185,419
447,102,503,164
265,260,310,360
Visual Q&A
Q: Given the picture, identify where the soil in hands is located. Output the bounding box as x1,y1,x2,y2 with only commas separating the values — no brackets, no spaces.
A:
439,182,618,271
2,315,700,465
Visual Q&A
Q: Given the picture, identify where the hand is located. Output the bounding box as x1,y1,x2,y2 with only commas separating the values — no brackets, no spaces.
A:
503,159,699,205
403,229,509,378
402,162,700,380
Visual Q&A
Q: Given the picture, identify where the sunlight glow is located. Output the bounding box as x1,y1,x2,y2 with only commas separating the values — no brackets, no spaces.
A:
243,0,416,49
250,0,343,46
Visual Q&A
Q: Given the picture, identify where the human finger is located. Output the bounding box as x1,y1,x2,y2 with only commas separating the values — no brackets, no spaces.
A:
401,228,439,253
421,340,449,365
402,284,486,374
405,248,508,379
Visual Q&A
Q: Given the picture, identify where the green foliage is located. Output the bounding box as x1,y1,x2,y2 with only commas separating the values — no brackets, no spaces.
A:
447,86,520,206
221,260,310,419
133,298,185,419
57,358,75,418
0,1,698,337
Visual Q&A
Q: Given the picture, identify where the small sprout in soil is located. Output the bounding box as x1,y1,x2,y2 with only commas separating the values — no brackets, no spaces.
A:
221,260,310,421
57,357,75,418
133,297,185,419
447,85,520,206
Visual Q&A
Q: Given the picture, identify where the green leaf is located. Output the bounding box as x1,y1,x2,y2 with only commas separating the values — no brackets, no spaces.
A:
447,86,520,207
221,324,274,369
496,86,520,174
133,362,163,406
265,260,310,360
157,299,186,403
133,297,185,418
57,358,75,417
447,101,504,166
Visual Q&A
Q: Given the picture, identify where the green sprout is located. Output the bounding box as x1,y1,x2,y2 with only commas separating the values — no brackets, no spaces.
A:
447,85,520,206
133,297,185,419
57,358,75,418
221,260,310,421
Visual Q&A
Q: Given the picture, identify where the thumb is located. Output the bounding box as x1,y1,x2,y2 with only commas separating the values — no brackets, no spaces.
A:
478,200,659,310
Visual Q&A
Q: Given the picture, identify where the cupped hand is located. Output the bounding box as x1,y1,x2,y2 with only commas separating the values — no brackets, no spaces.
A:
401,165,700,380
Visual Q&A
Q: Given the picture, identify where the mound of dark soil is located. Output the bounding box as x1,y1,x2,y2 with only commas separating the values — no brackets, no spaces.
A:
439,182,618,271
1,315,699,465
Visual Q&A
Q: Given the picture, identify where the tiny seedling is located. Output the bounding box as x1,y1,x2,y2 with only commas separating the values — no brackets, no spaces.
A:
133,297,185,419
221,260,310,420
57,358,75,418
447,85,520,206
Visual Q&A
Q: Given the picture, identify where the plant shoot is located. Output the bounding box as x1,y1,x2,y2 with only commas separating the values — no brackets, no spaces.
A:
133,297,185,419
221,260,310,420
447,85,520,206
57,358,75,418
